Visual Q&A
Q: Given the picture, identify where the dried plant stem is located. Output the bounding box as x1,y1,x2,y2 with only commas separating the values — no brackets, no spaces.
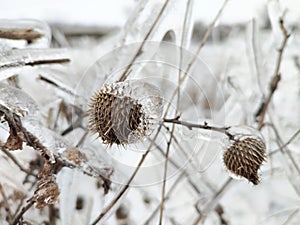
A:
0,104,54,163
38,75,79,98
266,122,300,175
268,128,300,156
251,19,263,94
153,140,201,194
143,172,185,225
0,28,43,41
281,208,300,225
119,0,170,82
164,117,233,139
158,124,175,225
12,199,35,225
192,178,233,225
0,183,13,223
164,0,228,114
256,18,290,129
0,147,37,177
91,125,163,225
162,125,199,178
159,0,193,221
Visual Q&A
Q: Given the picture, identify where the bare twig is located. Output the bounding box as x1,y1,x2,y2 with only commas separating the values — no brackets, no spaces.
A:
0,147,37,178
281,208,300,225
90,125,163,225
0,28,43,42
12,199,35,225
118,0,171,81
192,178,233,225
265,122,300,175
250,19,264,94
164,0,229,115
0,183,13,223
159,0,193,221
143,172,185,225
153,139,201,194
256,18,290,129
38,75,79,98
0,104,54,165
158,124,175,225
164,117,233,140
268,128,300,156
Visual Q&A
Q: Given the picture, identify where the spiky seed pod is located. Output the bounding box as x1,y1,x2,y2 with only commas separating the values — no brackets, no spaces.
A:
88,81,162,146
223,137,266,185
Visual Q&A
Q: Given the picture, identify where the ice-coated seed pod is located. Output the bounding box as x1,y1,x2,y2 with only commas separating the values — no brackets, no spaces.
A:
88,80,163,146
223,137,266,185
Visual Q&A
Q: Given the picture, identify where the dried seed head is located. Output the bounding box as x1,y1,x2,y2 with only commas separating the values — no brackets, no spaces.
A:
34,175,59,209
88,80,162,146
223,137,266,185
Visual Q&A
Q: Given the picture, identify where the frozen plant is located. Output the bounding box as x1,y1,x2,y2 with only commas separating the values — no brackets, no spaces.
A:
0,0,300,225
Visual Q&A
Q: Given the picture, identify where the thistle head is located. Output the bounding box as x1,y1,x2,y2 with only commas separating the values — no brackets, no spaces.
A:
223,136,266,185
88,80,162,146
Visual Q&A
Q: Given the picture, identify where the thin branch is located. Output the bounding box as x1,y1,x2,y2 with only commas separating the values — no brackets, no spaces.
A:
151,136,201,194
192,178,233,225
163,0,229,115
162,125,199,177
12,199,35,225
158,124,175,225
0,104,54,164
268,128,300,156
265,122,300,175
256,18,290,129
0,147,37,178
0,28,43,42
76,130,89,147
163,117,233,139
143,172,185,225
251,19,264,95
118,0,171,82
158,0,194,221
38,75,79,98
281,208,300,225
0,183,13,223
90,125,163,225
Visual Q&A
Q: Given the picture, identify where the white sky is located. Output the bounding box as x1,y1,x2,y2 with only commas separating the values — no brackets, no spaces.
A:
0,0,300,27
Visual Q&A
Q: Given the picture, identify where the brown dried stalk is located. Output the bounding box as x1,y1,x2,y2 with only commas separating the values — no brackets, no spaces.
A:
118,0,171,82
164,117,233,139
90,124,163,225
256,18,290,129
158,124,175,225
12,199,35,225
0,183,13,223
0,28,43,42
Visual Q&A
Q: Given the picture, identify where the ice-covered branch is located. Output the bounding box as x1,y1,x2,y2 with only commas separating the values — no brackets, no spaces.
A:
255,18,290,129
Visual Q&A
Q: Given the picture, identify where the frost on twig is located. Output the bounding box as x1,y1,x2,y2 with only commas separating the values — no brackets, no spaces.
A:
0,19,50,43
0,83,112,223
0,48,70,81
